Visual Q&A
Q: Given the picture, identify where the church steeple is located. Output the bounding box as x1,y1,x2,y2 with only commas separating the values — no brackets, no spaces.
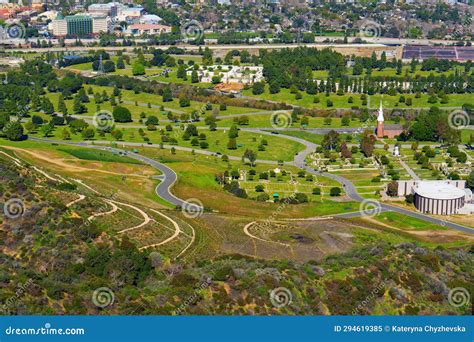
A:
377,101,384,122
376,100,384,138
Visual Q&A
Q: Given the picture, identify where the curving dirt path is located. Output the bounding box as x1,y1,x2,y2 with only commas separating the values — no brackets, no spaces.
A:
138,209,181,251
87,200,119,221
71,178,100,194
114,200,151,234
66,194,86,208
0,150,23,167
243,221,290,247
175,219,196,259
32,166,62,183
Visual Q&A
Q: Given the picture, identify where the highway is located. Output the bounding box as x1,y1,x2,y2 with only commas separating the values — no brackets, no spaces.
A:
2,37,464,53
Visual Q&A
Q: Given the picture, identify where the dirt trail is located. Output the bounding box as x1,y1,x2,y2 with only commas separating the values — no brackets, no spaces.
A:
66,194,86,208
0,150,23,167
87,200,119,221
138,209,181,251
115,200,151,233
3,146,148,177
243,221,290,247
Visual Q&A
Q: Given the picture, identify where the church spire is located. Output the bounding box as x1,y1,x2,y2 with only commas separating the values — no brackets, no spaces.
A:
377,100,384,122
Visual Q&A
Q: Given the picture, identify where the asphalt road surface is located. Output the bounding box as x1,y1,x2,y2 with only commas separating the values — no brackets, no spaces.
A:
28,137,202,212
27,136,473,234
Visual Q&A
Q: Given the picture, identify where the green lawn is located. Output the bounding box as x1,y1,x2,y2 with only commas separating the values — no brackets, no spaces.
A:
373,212,448,231
312,65,466,79
243,87,473,109
277,130,324,144
32,125,306,162
217,114,400,129
58,147,143,164
88,85,264,116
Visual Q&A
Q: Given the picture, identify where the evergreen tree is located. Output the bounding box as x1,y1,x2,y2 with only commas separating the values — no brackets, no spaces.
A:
58,95,68,115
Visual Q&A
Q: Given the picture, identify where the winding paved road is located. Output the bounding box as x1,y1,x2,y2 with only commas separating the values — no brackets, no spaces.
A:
28,130,474,234
28,137,202,211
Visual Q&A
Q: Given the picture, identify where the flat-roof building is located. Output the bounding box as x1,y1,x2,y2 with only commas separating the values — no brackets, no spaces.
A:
396,180,469,215
126,23,171,36
88,3,117,17
52,14,108,36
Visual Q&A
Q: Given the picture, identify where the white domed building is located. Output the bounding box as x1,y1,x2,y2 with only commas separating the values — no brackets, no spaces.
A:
413,182,467,215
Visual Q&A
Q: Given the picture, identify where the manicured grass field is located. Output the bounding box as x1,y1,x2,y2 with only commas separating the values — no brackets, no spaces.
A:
216,114,401,129
58,147,143,164
373,212,448,231
88,85,264,116
32,125,305,162
242,88,473,109
278,131,325,145
312,65,466,79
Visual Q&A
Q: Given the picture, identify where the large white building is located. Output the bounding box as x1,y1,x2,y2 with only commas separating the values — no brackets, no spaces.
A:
93,17,108,34
117,6,144,22
88,3,118,17
396,180,472,215
51,14,109,37
187,65,264,85
126,23,171,36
